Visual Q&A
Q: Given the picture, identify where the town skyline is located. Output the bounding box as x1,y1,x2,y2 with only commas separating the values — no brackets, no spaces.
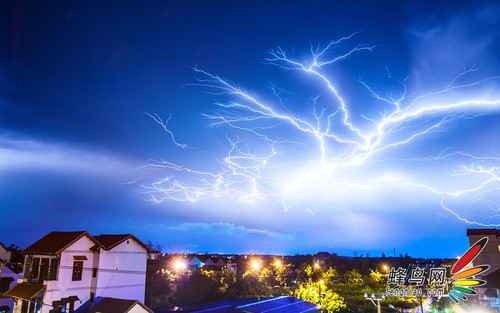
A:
1,0,500,258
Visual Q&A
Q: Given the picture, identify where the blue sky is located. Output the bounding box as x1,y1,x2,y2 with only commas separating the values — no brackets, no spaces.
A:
1,0,500,257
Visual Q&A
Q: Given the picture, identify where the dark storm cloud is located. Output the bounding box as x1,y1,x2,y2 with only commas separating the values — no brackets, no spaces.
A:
0,133,144,246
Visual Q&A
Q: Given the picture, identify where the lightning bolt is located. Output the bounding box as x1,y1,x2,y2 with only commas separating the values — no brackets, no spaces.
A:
142,33,500,226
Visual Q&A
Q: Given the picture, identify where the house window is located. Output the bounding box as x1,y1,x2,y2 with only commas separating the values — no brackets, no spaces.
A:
71,261,83,281
31,258,40,278
92,268,97,277
29,257,58,281
40,258,50,280
49,258,59,280
90,292,95,302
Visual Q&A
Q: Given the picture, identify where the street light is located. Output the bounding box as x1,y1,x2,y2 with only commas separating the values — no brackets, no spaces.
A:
251,260,261,271
274,260,282,268
364,292,385,313
173,259,187,271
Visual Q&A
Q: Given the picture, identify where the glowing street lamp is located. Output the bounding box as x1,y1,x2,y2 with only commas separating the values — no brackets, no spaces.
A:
173,259,187,271
275,260,282,268
251,260,261,271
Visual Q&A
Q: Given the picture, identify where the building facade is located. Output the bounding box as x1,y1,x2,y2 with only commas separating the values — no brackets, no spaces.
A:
467,228,500,275
466,228,500,311
4,231,153,313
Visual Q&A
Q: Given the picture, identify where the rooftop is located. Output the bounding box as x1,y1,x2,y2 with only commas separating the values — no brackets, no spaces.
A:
87,297,153,313
467,228,500,236
23,231,153,255
23,231,93,255
2,282,46,300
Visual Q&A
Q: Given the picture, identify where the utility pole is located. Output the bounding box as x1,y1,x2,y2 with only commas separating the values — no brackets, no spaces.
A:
364,293,384,313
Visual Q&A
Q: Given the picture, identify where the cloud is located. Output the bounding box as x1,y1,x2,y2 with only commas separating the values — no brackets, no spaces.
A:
408,1,500,85
0,133,134,175
169,222,295,241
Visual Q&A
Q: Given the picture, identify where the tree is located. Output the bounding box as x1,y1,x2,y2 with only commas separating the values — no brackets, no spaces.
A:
295,263,315,284
346,269,363,285
230,273,272,298
174,270,222,305
294,282,346,312
147,240,164,252
369,270,385,284
322,267,340,284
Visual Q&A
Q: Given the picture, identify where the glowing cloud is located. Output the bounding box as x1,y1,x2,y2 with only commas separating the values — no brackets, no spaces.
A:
142,33,500,227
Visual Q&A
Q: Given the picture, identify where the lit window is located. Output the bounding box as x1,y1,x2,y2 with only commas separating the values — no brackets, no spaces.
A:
72,261,83,281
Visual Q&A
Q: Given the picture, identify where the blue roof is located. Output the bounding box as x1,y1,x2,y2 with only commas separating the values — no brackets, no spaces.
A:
191,296,319,313
237,296,319,313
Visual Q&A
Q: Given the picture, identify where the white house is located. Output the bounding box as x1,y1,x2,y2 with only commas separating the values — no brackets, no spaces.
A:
91,234,151,302
4,231,153,313
0,261,23,313
187,256,204,270
0,244,11,263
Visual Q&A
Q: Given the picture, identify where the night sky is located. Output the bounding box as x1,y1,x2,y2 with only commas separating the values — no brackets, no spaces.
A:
1,0,500,257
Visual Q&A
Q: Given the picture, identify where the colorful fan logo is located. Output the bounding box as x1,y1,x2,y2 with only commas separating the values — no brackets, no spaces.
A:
448,237,490,303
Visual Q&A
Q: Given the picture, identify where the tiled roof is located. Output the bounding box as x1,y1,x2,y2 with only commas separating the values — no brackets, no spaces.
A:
466,228,500,236
23,231,96,255
2,282,46,300
314,252,330,259
0,242,8,251
93,234,131,250
93,234,153,252
87,297,153,313
23,231,152,255
196,255,211,263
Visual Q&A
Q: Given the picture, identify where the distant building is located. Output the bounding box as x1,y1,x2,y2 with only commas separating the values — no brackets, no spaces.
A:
3,231,154,313
187,255,206,270
185,255,237,274
226,259,237,273
313,252,330,266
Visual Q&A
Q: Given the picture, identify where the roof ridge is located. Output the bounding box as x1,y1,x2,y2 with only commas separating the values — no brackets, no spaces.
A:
24,231,93,255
